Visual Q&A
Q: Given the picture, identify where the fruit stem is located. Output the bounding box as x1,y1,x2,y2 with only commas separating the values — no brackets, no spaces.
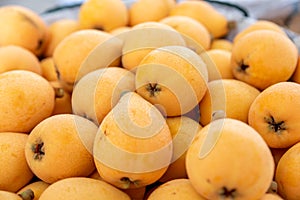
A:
53,87,64,98
120,177,140,189
18,189,34,200
31,140,45,160
146,83,161,97
264,116,286,134
219,186,237,199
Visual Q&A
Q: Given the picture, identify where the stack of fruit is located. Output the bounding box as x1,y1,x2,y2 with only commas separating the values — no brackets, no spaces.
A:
0,0,299,199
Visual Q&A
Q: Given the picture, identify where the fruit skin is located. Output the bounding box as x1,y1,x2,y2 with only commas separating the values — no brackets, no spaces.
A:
291,56,300,83
135,45,208,116
93,92,173,189
78,0,128,31
200,49,233,81
43,19,80,57
39,177,131,200
159,116,202,182
0,6,48,57
259,193,284,200
25,114,98,184
53,29,119,92
0,70,55,133
231,30,298,90
170,1,228,38
148,179,207,200
17,181,50,200
0,132,33,192
0,191,23,200
160,15,211,52
233,20,287,44
275,142,300,200
186,118,274,200
199,79,260,126
121,22,186,71
72,67,135,125
248,81,300,148
128,0,175,26
0,45,42,75
210,39,233,52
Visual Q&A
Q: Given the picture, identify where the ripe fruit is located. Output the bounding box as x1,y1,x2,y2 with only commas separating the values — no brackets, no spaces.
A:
53,29,120,92
25,114,98,183
260,193,284,200
148,179,207,200
17,181,50,200
200,49,233,81
0,45,41,75
44,19,80,57
135,45,208,116
121,22,186,71
50,81,73,115
0,70,55,133
72,67,135,125
78,0,128,31
291,56,300,83
231,30,298,90
0,132,33,192
128,0,175,26
210,39,233,51
39,177,131,200
0,191,24,200
199,79,260,126
275,142,300,200
248,82,300,148
40,57,58,81
160,15,211,52
93,92,173,189
0,6,48,56
170,1,228,38
159,116,202,182
186,118,274,199
233,20,287,44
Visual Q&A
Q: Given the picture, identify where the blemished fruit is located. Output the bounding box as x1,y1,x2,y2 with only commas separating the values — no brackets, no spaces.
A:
248,82,300,148
72,67,135,125
148,179,207,200
186,118,274,199
128,0,175,26
135,45,208,116
121,21,186,71
93,92,173,189
17,181,50,200
0,70,55,133
160,15,211,52
0,132,33,192
233,20,287,44
159,116,202,182
275,142,300,200
199,79,260,126
44,19,80,57
25,114,98,183
53,29,120,92
231,30,298,90
170,1,228,38
78,0,128,31
200,49,233,81
0,45,42,75
39,177,131,200
0,5,48,56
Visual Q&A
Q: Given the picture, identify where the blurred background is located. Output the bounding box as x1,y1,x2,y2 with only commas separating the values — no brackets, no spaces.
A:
0,0,299,33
